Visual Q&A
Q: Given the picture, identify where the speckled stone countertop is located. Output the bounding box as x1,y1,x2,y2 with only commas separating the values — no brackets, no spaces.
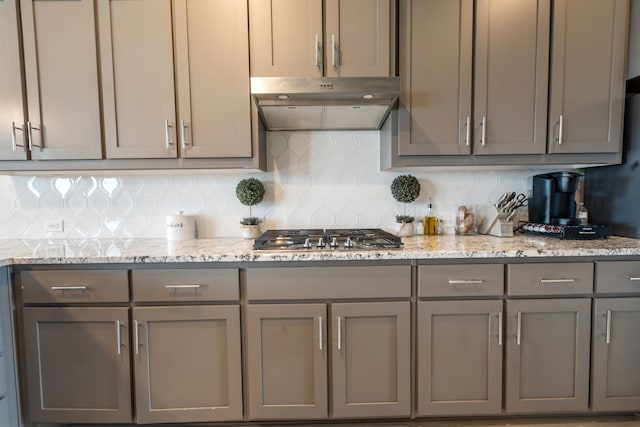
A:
1,234,639,266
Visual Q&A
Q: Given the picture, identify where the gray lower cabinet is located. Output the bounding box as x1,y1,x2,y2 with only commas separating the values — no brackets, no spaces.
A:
22,307,132,424
246,301,411,420
417,300,503,416
0,267,20,427
132,305,243,424
504,298,591,413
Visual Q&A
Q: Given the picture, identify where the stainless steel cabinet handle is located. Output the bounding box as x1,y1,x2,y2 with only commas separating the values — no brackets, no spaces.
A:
331,34,337,68
606,310,612,344
314,34,321,68
516,311,522,346
51,286,87,291
180,120,188,149
481,116,487,146
558,114,564,145
27,121,42,151
165,120,174,148
164,284,201,289
448,279,484,285
318,316,323,351
11,122,25,150
337,316,342,350
498,311,503,346
628,276,640,281
115,320,121,354
539,278,576,284
465,116,470,146
134,319,140,355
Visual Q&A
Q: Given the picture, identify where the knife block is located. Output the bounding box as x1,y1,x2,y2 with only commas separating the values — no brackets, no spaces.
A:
477,205,514,237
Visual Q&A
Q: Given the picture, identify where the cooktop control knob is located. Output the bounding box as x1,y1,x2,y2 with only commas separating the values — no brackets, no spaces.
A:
345,237,354,248
317,237,325,248
330,237,339,248
302,238,312,249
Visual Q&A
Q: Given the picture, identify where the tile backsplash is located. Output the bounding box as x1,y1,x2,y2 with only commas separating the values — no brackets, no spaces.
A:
0,131,561,239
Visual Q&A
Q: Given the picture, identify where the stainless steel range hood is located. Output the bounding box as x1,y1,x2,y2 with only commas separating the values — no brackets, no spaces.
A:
250,77,400,131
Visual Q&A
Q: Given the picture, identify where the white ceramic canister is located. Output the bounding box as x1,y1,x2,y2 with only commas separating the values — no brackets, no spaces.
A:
165,211,196,240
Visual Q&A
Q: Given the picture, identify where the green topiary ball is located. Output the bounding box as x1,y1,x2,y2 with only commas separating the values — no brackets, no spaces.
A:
236,178,265,206
391,174,420,203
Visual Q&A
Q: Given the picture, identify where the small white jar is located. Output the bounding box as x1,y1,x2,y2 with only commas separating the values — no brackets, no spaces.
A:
165,211,196,241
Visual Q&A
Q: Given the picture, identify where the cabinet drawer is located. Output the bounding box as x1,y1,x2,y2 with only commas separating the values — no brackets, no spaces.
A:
20,270,129,304
246,266,410,300
507,263,593,296
418,264,504,297
132,269,239,302
596,261,640,294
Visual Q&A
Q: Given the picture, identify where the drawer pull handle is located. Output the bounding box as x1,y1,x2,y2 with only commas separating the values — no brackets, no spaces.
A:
516,311,522,346
164,284,201,289
51,286,87,291
448,279,484,285
539,278,576,284
628,276,640,282
606,310,612,344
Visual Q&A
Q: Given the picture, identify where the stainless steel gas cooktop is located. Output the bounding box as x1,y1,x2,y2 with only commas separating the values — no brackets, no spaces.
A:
253,228,403,250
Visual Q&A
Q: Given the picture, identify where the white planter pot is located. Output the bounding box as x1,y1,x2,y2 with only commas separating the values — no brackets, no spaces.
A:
394,222,414,237
241,224,262,239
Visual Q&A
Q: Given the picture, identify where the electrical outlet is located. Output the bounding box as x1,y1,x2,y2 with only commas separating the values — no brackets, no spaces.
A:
45,219,64,233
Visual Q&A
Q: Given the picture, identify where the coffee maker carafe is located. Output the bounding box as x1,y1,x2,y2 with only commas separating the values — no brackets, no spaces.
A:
528,172,583,225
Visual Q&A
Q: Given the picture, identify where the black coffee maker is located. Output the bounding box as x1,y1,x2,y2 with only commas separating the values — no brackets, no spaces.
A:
528,172,583,225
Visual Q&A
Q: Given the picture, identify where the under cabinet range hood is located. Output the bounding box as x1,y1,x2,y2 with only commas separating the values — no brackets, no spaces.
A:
250,77,400,131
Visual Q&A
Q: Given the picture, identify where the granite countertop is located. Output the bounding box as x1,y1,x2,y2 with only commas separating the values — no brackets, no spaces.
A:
1,234,639,266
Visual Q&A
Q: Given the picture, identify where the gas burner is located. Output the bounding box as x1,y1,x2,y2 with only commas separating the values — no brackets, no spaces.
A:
253,228,403,250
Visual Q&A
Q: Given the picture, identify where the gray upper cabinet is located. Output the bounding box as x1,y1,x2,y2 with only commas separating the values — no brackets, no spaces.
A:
99,0,256,161
331,302,411,418
0,0,26,161
132,305,243,423
473,0,549,155
20,0,102,160
548,0,629,154
249,0,393,77
246,303,328,420
397,0,473,156
23,307,132,424
397,0,549,157
505,298,591,413
417,300,503,416
0,268,20,427
591,297,640,412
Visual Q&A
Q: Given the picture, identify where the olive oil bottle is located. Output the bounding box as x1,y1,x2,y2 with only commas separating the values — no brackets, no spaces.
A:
424,198,438,235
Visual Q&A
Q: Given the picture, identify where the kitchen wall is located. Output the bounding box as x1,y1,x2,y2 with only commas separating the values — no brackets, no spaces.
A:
0,131,555,239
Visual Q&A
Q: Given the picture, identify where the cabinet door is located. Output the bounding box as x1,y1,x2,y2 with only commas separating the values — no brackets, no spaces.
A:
505,298,591,413
249,0,323,77
548,0,628,154
331,301,410,418
99,0,177,159
417,300,503,416
324,0,391,77
592,298,640,412
0,0,26,160
246,304,327,419
174,0,252,158
21,0,102,160
22,307,131,424
0,268,20,427
397,0,473,156
133,305,243,423
473,0,549,155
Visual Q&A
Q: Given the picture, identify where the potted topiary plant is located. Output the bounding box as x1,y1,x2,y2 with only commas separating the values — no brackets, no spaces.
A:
235,177,266,239
391,174,421,237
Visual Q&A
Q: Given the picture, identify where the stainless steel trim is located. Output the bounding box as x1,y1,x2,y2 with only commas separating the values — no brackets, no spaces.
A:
165,120,174,148
116,320,121,355
516,312,522,346
606,310,612,344
134,319,139,355
331,34,336,68
27,121,42,151
164,284,201,289
448,279,484,285
180,120,188,149
481,116,487,146
498,311,503,346
51,286,87,291
558,114,564,144
11,122,24,150
627,276,640,281
465,116,470,146
319,316,323,351
337,316,342,350
540,278,576,284
315,34,320,68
